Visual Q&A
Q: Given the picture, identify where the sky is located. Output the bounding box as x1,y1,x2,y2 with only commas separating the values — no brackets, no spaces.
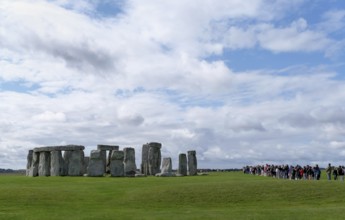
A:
1,0,345,169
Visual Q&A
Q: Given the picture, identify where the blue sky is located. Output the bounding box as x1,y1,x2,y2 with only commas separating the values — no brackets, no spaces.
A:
1,0,345,169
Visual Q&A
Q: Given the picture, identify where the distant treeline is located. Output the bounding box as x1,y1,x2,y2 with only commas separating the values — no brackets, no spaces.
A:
0,168,25,174
197,169,242,172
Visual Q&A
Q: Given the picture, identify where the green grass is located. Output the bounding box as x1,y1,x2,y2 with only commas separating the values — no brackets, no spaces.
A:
0,172,345,219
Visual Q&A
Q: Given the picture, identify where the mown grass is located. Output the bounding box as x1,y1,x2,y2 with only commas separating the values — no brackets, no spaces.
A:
0,172,344,220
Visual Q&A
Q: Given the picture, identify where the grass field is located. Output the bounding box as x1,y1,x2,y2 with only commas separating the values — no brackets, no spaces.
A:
1,172,345,220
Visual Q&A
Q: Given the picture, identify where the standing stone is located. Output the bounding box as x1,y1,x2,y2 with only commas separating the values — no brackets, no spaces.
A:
188,150,197,176
50,150,64,176
87,150,105,177
64,150,84,176
110,151,124,177
38,151,51,176
141,144,150,175
82,156,90,175
156,157,173,177
29,151,39,177
177,153,187,176
148,142,161,175
123,147,136,177
97,145,119,174
26,150,33,176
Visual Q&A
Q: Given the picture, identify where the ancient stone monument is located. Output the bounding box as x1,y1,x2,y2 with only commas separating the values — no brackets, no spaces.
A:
50,150,64,176
140,143,150,175
188,150,197,176
110,150,124,177
26,150,33,176
87,150,105,177
38,151,51,176
28,151,39,177
97,145,119,174
27,145,85,177
141,142,161,176
177,153,187,176
26,142,198,179
64,150,85,176
156,157,174,177
123,147,137,177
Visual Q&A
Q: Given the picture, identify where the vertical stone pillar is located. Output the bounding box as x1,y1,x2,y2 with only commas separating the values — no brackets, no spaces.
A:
97,145,119,174
82,156,90,175
157,157,172,177
38,151,51,176
110,150,124,177
87,150,105,177
141,143,149,175
50,150,64,176
188,150,197,176
123,147,136,177
148,142,161,175
29,151,39,177
26,150,33,176
177,153,187,176
64,150,84,176
100,150,107,173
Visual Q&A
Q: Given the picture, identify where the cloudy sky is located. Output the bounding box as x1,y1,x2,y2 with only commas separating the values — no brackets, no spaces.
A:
1,0,345,169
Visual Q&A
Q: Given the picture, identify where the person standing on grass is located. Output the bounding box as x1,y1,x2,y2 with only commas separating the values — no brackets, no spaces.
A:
337,166,344,182
333,167,338,180
326,163,332,181
314,165,321,180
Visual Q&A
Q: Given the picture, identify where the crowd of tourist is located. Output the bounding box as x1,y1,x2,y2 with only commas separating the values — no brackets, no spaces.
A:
243,163,345,181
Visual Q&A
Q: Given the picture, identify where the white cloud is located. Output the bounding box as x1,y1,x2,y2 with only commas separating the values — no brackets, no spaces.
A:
32,111,66,122
1,0,345,169
258,18,331,52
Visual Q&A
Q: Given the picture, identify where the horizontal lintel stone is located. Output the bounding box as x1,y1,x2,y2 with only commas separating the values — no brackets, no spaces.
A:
33,145,85,152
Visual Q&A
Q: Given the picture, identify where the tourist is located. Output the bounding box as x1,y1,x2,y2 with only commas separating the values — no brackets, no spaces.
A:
333,167,338,180
326,163,332,181
337,166,344,182
313,165,321,180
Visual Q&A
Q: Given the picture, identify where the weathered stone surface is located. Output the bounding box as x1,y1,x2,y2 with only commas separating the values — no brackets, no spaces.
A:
123,147,136,177
177,153,187,176
50,150,64,176
33,145,85,152
100,150,107,173
140,143,150,175
148,142,161,175
87,150,105,177
188,150,197,176
26,150,33,176
97,145,119,151
156,157,173,177
64,150,84,176
38,151,51,176
82,156,89,175
29,151,39,177
110,150,124,177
